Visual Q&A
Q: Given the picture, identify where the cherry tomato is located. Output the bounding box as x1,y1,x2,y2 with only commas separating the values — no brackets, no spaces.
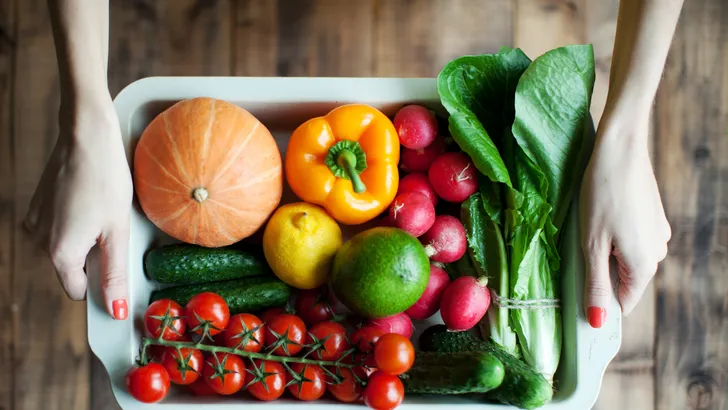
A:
260,307,286,324
202,352,246,395
265,314,306,356
327,367,363,403
287,363,326,401
221,313,265,352
307,321,349,361
350,326,384,367
351,326,385,352
161,347,203,385
363,371,404,410
295,287,335,326
187,377,218,396
126,363,170,404
144,299,186,341
186,292,230,338
373,333,415,376
247,360,286,401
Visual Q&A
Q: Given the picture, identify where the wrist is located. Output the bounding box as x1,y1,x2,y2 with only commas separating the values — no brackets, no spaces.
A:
594,106,651,152
58,90,118,144
59,73,110,107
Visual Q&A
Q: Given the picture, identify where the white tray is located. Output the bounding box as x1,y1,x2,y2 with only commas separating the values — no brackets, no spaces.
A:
87,77,622,410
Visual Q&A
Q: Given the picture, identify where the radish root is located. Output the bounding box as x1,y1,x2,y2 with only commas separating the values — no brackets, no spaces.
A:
391,201,404,219
455,163,472,182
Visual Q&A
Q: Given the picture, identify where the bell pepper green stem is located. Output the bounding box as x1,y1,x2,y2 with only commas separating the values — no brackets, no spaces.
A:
337,150,366,193
325,140,368,194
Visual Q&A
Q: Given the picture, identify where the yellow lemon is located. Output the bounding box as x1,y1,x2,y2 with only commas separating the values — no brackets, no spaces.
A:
263,202,343,290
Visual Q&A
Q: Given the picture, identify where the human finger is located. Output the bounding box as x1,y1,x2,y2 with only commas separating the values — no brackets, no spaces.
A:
99,225,130,320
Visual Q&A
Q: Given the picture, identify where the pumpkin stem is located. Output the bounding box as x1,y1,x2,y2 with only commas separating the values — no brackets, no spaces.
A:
192,188,209,203
324,140,367,194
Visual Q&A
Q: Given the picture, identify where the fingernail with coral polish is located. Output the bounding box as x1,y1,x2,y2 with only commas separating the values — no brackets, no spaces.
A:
113,299,128,320
588,306,606,328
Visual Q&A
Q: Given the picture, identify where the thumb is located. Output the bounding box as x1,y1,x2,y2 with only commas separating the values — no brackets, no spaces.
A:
583,238,613,329
100,226,130,320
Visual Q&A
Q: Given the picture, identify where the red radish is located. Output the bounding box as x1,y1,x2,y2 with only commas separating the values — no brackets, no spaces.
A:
388,191,436,237
366,313,413,339
420,215,467,263
400,136,446,172
396,173,438,207
428,152,478,203
405,265,451,320
393,105,438,149
440,276,491,331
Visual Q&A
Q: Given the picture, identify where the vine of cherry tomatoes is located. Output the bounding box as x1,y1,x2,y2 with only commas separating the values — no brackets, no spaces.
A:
126,289,415,409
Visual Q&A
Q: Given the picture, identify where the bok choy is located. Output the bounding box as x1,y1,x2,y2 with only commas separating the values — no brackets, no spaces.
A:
437,45,596,382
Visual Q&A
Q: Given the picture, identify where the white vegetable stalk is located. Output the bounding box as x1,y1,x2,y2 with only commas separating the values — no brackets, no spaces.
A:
510,236,561,382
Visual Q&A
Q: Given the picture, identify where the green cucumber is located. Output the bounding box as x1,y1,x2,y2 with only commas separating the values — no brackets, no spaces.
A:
403,351,504,395
145,244,269,285
150,276,291,314
419,325,553,409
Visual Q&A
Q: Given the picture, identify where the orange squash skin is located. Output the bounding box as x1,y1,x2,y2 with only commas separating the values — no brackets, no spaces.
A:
133,97,283,247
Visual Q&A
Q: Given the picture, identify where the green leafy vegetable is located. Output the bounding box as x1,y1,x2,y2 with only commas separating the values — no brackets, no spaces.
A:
437,44,596,386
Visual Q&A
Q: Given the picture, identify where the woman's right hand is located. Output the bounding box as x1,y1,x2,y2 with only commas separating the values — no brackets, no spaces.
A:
24,92,133,320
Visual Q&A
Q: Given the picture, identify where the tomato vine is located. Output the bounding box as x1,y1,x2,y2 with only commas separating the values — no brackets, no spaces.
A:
139,337,361,384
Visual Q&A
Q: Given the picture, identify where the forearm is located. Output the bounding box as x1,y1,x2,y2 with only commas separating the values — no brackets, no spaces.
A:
48,0,110,103
602,0,684,127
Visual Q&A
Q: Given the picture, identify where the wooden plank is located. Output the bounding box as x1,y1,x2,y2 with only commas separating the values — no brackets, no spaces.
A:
273,0,374,77
654,0,728,409
0,0,14,408
0,0,13,45
374,0,513,77
514,0,586,57
584,0,618,125
107,0,232,96
234,0,279,76
12,1,90,410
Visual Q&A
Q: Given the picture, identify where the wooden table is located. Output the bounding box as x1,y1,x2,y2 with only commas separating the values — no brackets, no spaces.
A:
0,1,726,409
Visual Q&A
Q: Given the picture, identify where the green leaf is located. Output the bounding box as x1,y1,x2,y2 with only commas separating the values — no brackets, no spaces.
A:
461,195,518,357
478,174,503,224
460,195,488,274
437,48,532,186
511,44,596,230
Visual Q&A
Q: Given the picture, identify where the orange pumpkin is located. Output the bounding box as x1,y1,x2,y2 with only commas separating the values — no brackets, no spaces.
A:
133,97,283,247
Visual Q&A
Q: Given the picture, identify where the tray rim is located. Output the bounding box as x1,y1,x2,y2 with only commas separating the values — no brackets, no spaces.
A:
87,76,622,410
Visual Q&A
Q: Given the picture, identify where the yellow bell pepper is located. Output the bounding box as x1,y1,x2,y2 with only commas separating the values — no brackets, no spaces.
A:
285,104,400,225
